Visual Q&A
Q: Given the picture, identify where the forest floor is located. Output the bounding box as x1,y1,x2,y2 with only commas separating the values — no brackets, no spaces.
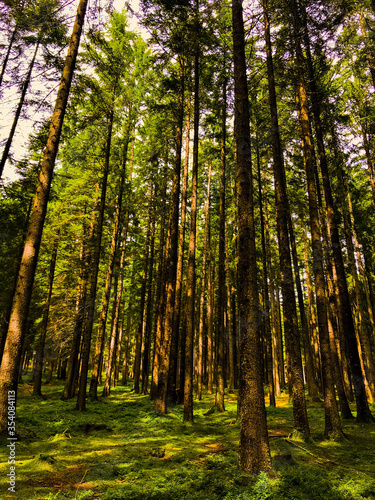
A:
1,381,375,500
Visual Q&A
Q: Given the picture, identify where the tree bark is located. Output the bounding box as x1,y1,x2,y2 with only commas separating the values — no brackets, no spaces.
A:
168,100,190,404
0,41,39,177
89,133,131,400
263,0,308,431
232,0,271,472
33,231,60,397
76,99,114,410
0,0,88,431
154,57,184,413
184,35,199,423
295,54,343,439
216,77,227,412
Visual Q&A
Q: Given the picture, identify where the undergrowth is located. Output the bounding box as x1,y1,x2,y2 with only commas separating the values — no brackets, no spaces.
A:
0,380,374,499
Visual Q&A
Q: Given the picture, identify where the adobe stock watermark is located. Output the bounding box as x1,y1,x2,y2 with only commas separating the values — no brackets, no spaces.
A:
7,390,17,493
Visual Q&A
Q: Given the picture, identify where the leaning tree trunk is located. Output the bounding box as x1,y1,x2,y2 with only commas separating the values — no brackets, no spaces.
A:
0,41,39,177
0,0,88,431
0,24,17,91
232,0,271,472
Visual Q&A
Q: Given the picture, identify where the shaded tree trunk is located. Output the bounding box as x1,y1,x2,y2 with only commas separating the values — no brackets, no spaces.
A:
0,41,39,177
76,99,114,410
263,0,308,432
168,100,190,404
33,231,60,397
232,0,271,472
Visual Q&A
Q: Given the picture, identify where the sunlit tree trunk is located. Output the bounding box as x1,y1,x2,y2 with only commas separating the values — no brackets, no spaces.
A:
154,58,184,413
216,77,227,412
89,133,131,400
0,0,88,431
197,162,211,401
295,58,343,439
184,31,199,422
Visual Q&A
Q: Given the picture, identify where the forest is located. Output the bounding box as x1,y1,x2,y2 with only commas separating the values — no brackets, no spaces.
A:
0,0,375,497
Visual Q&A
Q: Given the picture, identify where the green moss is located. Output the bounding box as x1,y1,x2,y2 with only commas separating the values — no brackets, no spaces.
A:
1,381,374,499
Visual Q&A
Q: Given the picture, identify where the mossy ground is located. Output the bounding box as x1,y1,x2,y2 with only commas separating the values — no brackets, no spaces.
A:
1,380,375,499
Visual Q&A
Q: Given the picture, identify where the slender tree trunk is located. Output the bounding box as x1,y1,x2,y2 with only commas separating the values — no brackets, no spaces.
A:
196,162,212,401
184,36,199,423
299,1,373,423
89,134,131,400
0,0,88,430
151,184,167,399
33,231,60,397
102,272,119,396
206,237,214,395
263,0,308,433
134,186,153,393
142,202,156,395
295,55,343,439
76,99,114,410
0,41,40,177
154,57,184,414
255,126,275,406
216,78,227,412
0,24,17,91
232,0,271,472
168,100,191,404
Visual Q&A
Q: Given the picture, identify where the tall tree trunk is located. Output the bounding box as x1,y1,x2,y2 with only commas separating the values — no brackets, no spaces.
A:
216,77,227,412
76,99,114,410
142,199,156,395
62,233,88,400
196,162,211,401
298,1,373,423
206,250,214,395
89,133,131,400
151,183,167,399
33,231,60,397
295,54,343,439
0,41,39,177
263,0,308,432
232,0,271,472
0,24,17,91
168,100,191,404
184,36,199,423
154,57,184,413
134,185,153,393
102,272,119,396
0,0,88,430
